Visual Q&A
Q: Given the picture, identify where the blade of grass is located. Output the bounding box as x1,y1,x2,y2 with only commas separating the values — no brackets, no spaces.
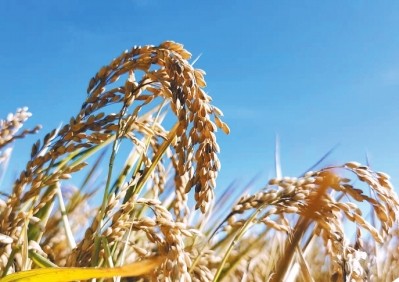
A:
295,246,314,282
29,250,59,268
79,149,107,192
271,171,336,282
122,100,167,203
93,105,127,266
123,121,179,203
275,134,282,179
55,183,76,249
212,202,269,282
300,143,340,176
21,214,30,270
1,248,17,277
1,256,164,282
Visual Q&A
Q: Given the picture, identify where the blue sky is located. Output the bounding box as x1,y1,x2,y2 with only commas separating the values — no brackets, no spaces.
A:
2,1,399,193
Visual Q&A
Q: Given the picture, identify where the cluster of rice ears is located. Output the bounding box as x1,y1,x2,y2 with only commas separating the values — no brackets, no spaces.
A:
0,41,398,282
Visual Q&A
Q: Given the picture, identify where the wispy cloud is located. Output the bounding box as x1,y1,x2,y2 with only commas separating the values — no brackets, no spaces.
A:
222,105,262,120
130,0,152,7
380,68,399,86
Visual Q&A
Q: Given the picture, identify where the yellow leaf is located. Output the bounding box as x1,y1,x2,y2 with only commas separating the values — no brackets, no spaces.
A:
1,256,163,282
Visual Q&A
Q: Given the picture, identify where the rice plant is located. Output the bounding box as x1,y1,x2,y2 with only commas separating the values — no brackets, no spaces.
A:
0,41,398,282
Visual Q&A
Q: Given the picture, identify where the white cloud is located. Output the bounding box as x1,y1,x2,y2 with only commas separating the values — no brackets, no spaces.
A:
223,105,262,120
380,68,399,85
130,0,151,7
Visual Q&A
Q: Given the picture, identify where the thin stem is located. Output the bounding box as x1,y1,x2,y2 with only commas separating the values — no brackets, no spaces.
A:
56,183,77,249
92,105,127,267
271,171,336,281
91,86,161,264
122,100,167,203
1,248,17,277
123,121,179,203
29,250,59,268
212,203,267,282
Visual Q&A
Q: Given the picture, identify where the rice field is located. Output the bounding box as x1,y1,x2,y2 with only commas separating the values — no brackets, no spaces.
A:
0,41,398,282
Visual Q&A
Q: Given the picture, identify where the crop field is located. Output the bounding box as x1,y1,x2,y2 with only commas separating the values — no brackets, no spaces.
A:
0,42,398,282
